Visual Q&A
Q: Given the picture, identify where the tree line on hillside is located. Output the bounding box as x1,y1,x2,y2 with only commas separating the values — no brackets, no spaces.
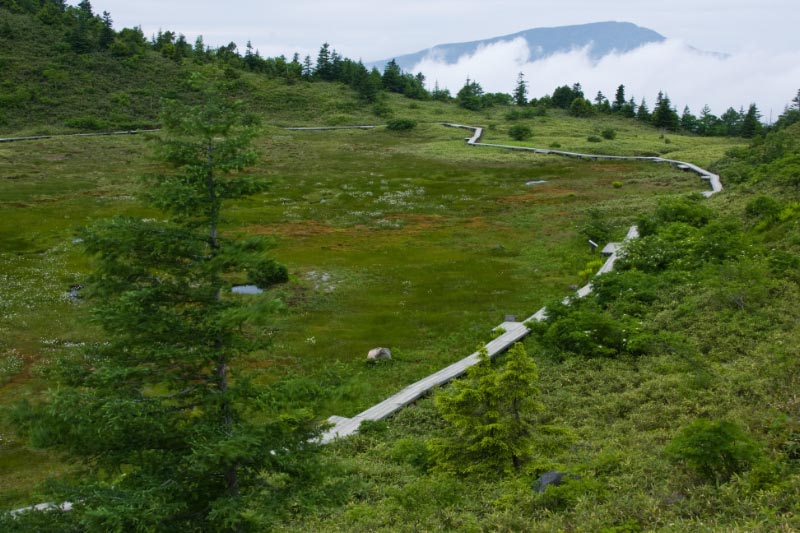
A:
1,0,796,141
465,73,785,139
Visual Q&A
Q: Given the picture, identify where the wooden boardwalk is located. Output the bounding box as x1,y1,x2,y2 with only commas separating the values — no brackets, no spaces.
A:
284,126,378,131
439,123,723,197
0,129,160,144
322,122,720,444
320,225,640,443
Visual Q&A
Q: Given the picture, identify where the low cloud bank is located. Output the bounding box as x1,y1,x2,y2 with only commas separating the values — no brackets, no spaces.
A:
412,38,800,119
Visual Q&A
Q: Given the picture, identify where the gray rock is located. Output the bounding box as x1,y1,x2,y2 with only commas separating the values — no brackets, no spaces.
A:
533,471,580,493
367,347,392,360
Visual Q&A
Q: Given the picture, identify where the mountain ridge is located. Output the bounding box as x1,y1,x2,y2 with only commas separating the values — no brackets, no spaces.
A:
367,21,666,72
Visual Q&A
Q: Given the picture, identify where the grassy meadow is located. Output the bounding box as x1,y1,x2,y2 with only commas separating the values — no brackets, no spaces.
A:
0,89,760,523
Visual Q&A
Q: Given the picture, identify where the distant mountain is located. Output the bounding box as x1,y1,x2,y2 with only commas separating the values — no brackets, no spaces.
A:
367,21,666,72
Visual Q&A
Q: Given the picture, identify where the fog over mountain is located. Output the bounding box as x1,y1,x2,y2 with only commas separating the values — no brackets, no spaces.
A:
370,22,798,119
368,22,667,72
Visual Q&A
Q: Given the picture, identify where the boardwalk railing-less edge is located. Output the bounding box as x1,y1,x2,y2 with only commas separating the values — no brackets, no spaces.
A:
320,123,722,443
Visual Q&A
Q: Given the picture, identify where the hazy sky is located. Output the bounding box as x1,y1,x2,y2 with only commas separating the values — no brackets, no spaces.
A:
89,0,800,115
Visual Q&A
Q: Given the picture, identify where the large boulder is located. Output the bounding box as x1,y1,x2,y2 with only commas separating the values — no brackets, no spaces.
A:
367,347,392,360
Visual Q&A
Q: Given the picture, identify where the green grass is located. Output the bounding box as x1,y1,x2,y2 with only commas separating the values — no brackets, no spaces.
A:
0,98,744,509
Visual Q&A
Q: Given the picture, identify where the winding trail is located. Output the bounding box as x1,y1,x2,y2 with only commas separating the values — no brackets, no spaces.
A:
0,129,159,144
8,120,724,514
319,123,722,443
439,123,723,196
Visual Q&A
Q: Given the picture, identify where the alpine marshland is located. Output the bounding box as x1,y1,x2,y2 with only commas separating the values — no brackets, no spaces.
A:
1,2,799,531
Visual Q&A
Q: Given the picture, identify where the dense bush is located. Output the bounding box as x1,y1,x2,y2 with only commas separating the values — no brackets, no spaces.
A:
530,301,634,358
637,194,714,236
508,124,532,140
601,128,617,140
247,258,289,288
666,419,763,483
386,118,417,131
586,135,602,143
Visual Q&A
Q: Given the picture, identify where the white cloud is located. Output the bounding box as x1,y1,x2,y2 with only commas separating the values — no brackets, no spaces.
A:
413,39,800,118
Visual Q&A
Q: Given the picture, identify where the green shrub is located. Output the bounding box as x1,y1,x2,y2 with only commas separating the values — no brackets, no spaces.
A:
587,135,602,143
746,195,782,220
579,208,612,243
666,419,763,483
533,475,603,511
637,195,714,236
386,118,417,131
388,438,433,471
601,128,617,140
372,100,392,118
612,180,623,188
508,124,532,141
531,301,632,358
64,115,109,131
247,259,289,288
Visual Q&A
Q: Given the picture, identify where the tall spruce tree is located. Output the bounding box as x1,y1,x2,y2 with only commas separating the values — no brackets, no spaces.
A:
16,74,318,531
652,91,679,130
513,72,528,106
613,84,626,112
740,103,762,138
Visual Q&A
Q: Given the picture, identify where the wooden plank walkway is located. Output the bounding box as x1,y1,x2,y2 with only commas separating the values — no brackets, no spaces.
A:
284,126,378,131
439,123,723,196
320,225,640,443
0,129,160,144
322,121,724,444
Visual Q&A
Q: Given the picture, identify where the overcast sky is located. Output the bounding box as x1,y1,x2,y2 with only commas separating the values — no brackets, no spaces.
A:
90,0,800,116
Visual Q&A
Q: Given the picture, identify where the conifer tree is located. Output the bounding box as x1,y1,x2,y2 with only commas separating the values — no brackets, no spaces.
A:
430,343,543,475
652,91,679,130
16,74,318,531
740,103,762,138
513,72,528,106
636,97,651,122
613,84,626,112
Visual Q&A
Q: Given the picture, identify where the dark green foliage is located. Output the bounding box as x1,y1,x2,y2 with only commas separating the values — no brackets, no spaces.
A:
381,59,403,93
666,419,763,483
248,258,289,287
651,91,679,130
680,105,699,133
456,78,484,111
569,97,594,117
636,98,650,122
513,72,528,106
601,128,616,140
586,135,601,142
579,208,612,243
533,475,603,512
612,84,626,112
430,343,543,475
508,123,532,140
530,300,633,358
712,122,800,185
745,195,782,221
551,83,584,109
16,76,317,531
637,194,714,236
594,91,611,113
386,118,417,131
740,104,762,138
